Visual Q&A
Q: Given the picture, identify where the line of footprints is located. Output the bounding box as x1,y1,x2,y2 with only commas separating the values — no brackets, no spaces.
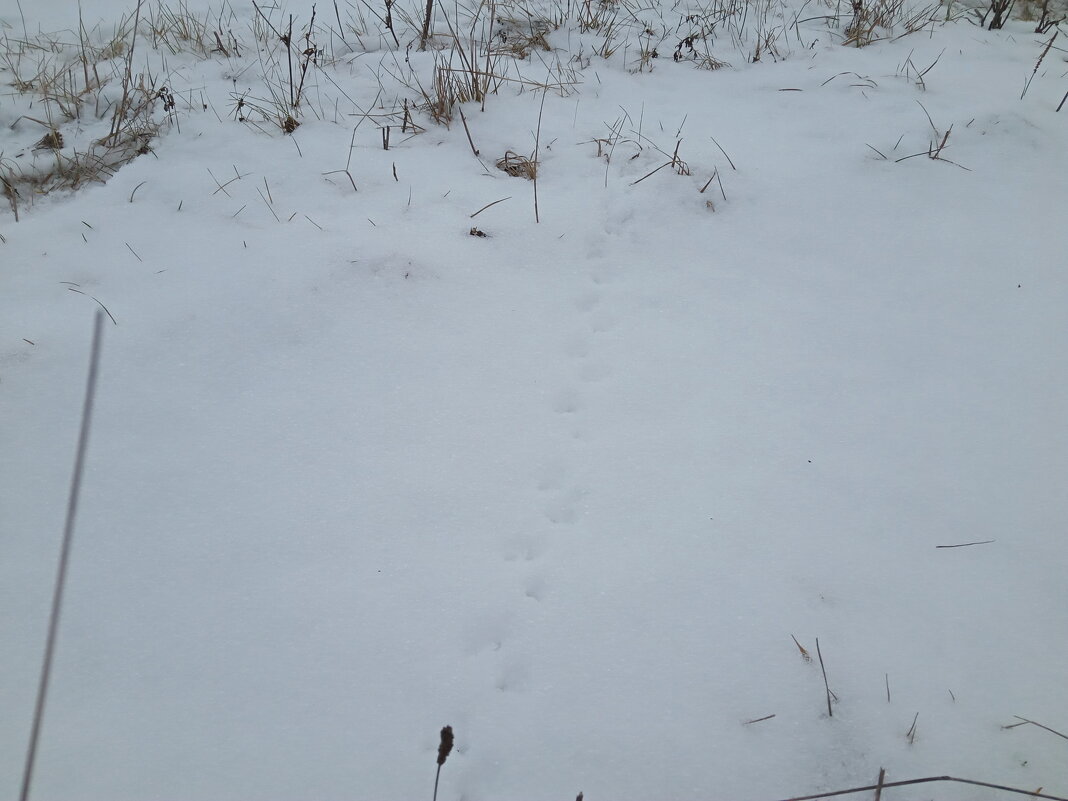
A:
489,265,621,693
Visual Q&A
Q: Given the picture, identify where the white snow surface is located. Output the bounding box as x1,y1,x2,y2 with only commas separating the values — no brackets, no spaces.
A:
2,0,1067,799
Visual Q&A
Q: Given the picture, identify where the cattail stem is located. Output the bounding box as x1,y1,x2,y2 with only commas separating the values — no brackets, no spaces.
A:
432,725,453,801
19,312,105,801
432,764,443,801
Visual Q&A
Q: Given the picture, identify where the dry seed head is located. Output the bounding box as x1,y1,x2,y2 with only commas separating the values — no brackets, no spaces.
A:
33,131,65,151
437,725,454,766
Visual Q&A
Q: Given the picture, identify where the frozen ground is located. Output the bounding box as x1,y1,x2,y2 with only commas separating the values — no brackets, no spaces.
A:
1,0,1067,799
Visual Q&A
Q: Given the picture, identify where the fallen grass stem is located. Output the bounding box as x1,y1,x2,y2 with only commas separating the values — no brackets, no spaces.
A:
744,714,776,725
935,539,995,548
470,196,511,217
124,242,143,262
777,775,1068,801
1002,716,1068,741
710,134,737,170
631,160,672,185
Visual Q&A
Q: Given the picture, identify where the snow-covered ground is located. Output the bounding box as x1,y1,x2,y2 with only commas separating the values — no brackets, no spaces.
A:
2,0,1066,798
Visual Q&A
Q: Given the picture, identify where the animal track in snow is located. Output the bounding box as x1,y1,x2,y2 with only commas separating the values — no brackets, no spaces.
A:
589,309,617,333
552,389,581,415
523,575,546,602
563,333,590,359
542,486,585,525
579,361,611,383
502,533,545,562
575,291,601,312
494,656,531,693
460,611,513,656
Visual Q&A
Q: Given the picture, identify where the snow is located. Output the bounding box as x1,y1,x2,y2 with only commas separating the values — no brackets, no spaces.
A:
2,0,1067,799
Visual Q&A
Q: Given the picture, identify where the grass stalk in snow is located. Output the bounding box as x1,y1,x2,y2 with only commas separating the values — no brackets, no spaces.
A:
419,0,435,49
873,768,886,801
534,85,546,222
791,634,812,662
815,637,834,717
1021,29,1057,100
18,312,105,801
1001,716,1068,741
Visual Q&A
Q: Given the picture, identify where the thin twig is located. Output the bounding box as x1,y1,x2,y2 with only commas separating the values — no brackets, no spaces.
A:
458,106,480,157
709,134,737,170
19,312,105,801
936,539,995,548
815,637,833,717
906,712,919,745
777,775,1068,801
533,87,547,223
66,289,117,325
915,99,938,135
1003,716,1068,741
744,714,776,725
630,161,671,185
470,196,512,218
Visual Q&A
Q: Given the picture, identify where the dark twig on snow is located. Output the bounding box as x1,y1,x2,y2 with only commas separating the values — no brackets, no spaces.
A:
776,775,1068,801
936,539,995,548
1002,716,1068,741
816,637,833,717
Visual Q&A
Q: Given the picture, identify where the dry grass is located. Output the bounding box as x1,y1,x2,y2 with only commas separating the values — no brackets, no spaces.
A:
492,16,554,58
843,0,940,46
0,0,962,223
496,150,538,179
0,0,172,216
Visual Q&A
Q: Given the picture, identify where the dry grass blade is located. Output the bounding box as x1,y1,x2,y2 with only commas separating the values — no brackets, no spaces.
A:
744,714,777,725
1002,716,1068,741
470,196,511,218
906,712,919,744
815,637,833,717
791,634,812,662
935,539,995,548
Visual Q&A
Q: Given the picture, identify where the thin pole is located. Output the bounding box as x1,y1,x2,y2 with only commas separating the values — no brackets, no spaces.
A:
19,311,105,801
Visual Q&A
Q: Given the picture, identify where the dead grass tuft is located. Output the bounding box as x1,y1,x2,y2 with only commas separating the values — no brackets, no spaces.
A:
496,150,538,179
843,0,940,46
